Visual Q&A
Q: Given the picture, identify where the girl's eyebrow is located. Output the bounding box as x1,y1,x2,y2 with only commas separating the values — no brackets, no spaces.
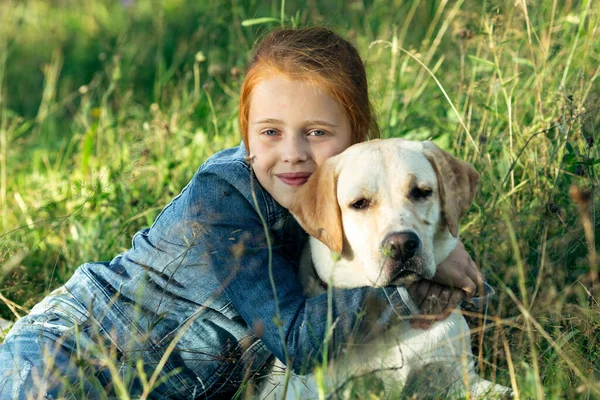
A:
252,118,338,127
252,118,283,125
305,120,338,128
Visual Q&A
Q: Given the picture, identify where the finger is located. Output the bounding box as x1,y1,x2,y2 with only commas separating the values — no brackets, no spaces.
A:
410,316,424,329
437,287,451,312
407,281,418,299
411,315,434,330
438,289,465,320
464,255,484,293
422,283,442,315
414,280,432,309
425,284,447,316
461,260,478,297
431,286,453,317
410,313,427,328
411,283,438,329
407,282,420,310
470,259,486,296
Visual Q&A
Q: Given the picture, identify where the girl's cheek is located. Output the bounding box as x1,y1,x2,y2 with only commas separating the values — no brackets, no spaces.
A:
247,134,260,154
319,143,350,163
248,141,273,163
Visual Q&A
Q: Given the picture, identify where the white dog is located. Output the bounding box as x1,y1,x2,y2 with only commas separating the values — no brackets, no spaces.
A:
259,139,510,399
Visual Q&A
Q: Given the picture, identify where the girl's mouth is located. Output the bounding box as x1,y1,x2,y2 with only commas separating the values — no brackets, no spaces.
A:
276,172,312,186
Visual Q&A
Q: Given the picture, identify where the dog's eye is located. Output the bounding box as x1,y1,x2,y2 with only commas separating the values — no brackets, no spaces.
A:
410,186,432,200
350,198,370,210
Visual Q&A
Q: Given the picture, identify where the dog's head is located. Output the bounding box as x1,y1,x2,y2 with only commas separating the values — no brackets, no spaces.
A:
289,139,479,288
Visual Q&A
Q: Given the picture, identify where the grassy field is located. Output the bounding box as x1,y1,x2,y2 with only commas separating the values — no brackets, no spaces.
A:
0,0,599,398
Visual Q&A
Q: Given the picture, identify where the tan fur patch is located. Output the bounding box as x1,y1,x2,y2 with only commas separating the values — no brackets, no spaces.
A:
422,141,480,237
289,159,344,253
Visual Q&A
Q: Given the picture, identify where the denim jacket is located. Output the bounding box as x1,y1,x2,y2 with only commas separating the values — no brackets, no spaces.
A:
64,142,414,398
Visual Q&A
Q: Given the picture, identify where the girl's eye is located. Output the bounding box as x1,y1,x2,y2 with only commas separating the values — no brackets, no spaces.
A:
262,129,279,136
309,130,326,137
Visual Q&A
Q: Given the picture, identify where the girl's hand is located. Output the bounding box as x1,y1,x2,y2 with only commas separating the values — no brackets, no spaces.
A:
407,280,464,329
407,241,485,329
432,241,484,299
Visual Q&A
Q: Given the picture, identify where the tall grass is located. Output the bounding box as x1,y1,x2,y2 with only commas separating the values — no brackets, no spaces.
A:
0,0,598,398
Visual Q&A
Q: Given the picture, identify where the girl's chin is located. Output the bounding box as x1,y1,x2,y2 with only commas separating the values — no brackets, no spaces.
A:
272,189,298,209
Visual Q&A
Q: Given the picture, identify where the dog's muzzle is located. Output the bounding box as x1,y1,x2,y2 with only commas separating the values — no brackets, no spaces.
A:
381,231,426,283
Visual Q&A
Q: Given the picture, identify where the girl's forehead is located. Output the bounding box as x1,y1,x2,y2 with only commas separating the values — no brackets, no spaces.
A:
248,76,348,121
252,72,324,94
254,66,339,96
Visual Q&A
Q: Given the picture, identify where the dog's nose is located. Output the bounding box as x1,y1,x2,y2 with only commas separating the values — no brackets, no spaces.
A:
382,232,420,261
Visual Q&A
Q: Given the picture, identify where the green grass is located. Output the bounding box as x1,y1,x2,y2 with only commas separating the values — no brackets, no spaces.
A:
0,0,599,398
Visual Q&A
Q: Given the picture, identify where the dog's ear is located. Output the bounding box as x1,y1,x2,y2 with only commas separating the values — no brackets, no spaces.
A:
422,141,479,237
289,158,344,254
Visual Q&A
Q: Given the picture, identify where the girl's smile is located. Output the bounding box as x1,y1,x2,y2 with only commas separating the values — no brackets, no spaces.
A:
247,75,352,209
276,172,313,187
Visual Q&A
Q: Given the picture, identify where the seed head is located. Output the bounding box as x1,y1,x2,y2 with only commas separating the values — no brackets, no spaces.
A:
586,136,594,148
459,29,473,39
195,51,206,63
569,185,592,206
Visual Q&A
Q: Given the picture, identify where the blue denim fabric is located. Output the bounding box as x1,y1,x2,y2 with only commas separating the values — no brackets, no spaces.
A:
0,287,118,399
0,142,414,399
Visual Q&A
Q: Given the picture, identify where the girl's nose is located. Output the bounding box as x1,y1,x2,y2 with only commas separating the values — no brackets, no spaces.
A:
282,136,309,164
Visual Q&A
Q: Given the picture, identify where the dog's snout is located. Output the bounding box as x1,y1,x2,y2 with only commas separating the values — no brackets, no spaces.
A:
382,232,420,261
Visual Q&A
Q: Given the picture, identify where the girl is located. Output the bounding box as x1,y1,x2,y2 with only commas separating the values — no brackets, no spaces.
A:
0,27,484,399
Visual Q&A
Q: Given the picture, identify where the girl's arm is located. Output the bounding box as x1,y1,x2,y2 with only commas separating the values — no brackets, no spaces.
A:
155,169,413,373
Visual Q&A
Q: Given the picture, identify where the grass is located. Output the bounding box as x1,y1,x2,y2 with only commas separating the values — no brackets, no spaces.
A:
0,0,599,398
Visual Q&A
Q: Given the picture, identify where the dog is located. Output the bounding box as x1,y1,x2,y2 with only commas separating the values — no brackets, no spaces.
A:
259,139,510,399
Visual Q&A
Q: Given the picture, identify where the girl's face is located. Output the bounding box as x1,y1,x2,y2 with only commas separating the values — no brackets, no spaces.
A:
247,76,352,209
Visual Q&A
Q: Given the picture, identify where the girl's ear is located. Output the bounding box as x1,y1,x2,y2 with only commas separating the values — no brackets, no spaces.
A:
421,141,480,237
289,158,344,253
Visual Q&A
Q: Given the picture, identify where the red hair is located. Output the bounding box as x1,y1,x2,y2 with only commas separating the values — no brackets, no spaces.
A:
239,27,379,151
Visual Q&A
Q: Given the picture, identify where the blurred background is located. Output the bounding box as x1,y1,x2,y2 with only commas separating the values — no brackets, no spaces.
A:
0,0,599,397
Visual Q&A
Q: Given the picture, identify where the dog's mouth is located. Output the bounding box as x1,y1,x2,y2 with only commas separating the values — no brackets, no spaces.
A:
390,270,422,285
382,255,430,285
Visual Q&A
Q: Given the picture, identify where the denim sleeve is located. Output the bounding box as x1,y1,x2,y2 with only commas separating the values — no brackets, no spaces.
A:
162,171,413,373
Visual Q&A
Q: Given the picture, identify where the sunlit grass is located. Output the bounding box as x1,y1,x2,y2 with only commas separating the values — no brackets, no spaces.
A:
0,0,599,397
